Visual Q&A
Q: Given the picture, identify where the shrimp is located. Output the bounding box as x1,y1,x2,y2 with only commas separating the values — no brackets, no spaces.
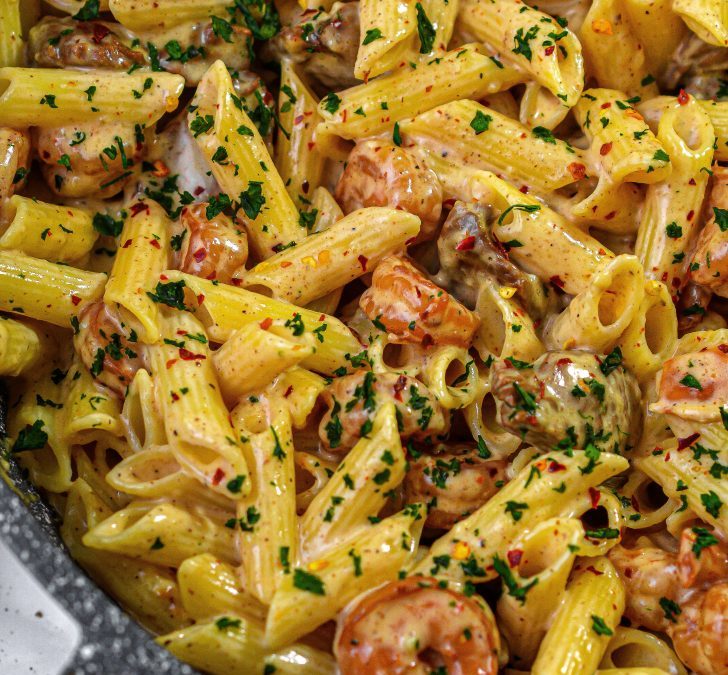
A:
318,371,449,452
690,212,728,300
360,256,480,348
608,543,681,632
0,128,30,203
73,301,146,397
678,527,728,588
34,121,145,198
335,576,500,675
335,140,443,241
403,447,508,529
175,204,248,284
668,582,728,675
651,346,728,422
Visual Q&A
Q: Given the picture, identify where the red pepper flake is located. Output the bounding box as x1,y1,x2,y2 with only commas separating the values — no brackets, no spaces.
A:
341,109,347,123
179,348,205,361
283,385,294,398
92,23,111,43
160,274,169,281
294,114,304,125
589,487,601,509
600,142,613,156
122,239,132,248
526,415,538,426
687,210,694,221
600,102,612,109
718,344,728,353
193,248,207,262
259,317,273,330
307,141,316,151
151,160,170,178
605,211,616,220
519,185,529,194
556,357,572,366
171,392,180,402
507,549,523,567
130,202,148,217
677,89,689,105
149,239,161,249
688,178,696,186
393,374,407,401
231,278,242,287
456,235,476,251
425,85,433,93
547,460,566,472
196,293,205,305
319,314,326,321
549,275,565,289
568,162,586,180
211,468,225,486
544,45,554,55
357,254,368,271
205,270,217,281
677,432,700,450
194,186,205,196
280,261,293,268
165,359,178,368
71,294,82,306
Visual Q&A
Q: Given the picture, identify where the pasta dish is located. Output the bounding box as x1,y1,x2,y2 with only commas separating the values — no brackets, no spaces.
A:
1,0,727,673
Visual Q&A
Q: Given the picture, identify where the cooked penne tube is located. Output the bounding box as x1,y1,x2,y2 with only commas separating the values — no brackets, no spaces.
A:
235,409,298,605
531,557,626,675
82,500,237,567
616,280,677,382
190,61,302,259
0,195,97,262
158,614,336,675
635,98,714,293
459,0,584,106
266,509,424,649
213,321,315,406
0,0,24,67
300,404,406,558
159,271,363,376
599,626,688,674
0,316,40,376
104,198,170,345
671,0,728,47
0,250,106,327
147,309,250,499
275,60,324,208
238,208,420,305
109,0,233,31
355,0,417,79
544,255,645,352
414,450,629,582
315,44,523,153
579,0,659,99
0,67,184,127
401,99,586,193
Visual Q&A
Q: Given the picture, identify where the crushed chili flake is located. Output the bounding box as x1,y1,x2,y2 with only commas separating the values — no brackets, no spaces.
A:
259,317,273,330
589,487,601,509
677,89,689,105
600,102,612,109
393,374,407,401
687,210,694,220
507,549,523,567
600,142,613,156
150,239,161,249
122,239,132,248
211,468,225,486
71,294,82,306
166,359,178,368
130,202,149,216
280,261,293,268
171,392,180,401
456,235,476,251
357,254,368,271
193,248,207,262
284,385,294,398
544,45,554,55
568,162,586,180
179,348,205,361
549,275,565,289
196,293,205,305
547,460,566,472
676,433,700,450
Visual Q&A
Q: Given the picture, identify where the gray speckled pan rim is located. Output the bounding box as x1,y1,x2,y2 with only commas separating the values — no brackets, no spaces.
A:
0,465,197,675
